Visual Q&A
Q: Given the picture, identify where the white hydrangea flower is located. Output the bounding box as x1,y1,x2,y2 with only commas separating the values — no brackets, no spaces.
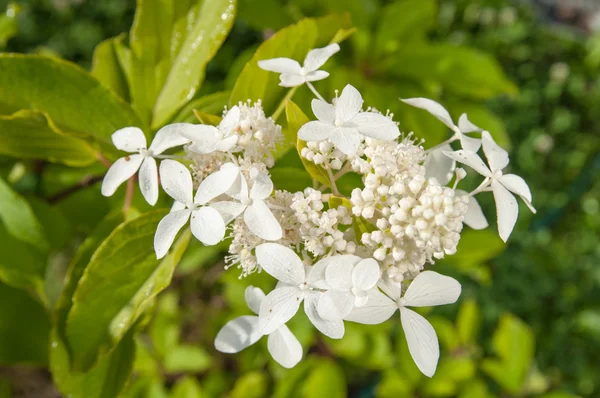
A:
101,125,190,205
444,131,535,241
153,160,239,258
401,97,482,152
299,85,400,156
346,271,461,377
424,144,456,185
214,286,302,368
317,256,380,320
258,43,340,87
255,243,344,339
180,106,240,154
211,167,282,241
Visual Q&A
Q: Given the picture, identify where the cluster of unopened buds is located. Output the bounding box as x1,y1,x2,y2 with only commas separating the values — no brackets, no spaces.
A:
101,43,535,377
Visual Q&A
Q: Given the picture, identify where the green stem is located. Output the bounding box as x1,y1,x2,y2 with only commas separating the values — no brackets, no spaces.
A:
272,86,298,121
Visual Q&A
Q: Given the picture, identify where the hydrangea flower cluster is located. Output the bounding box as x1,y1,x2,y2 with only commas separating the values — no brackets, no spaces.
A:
100,43,534,377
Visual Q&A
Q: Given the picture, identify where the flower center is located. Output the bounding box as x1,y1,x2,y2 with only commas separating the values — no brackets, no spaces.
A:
298,281,309,291
397,297,406,308
241,197,253,206
334,118,344,127
492,170,503,180
139,148,154,157
299,67,307,76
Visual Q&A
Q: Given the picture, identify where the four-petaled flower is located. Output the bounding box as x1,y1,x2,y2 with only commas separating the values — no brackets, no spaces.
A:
317,256,380,321
153,160,239,259
180,106,240,154
214,286,302,368
258,43,340,87
211,168,282,241
346,271,461,377
299,84,400,156
101,125,190,205
444,131,536,241
255,243,344,339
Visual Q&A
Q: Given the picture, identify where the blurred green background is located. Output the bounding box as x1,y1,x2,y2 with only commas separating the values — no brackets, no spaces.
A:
0,0,599,397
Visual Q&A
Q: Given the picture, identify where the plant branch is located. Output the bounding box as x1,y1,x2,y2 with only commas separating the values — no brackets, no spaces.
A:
272,86,298,121
47,174,104,204
123,176,135,212
325,163,340,196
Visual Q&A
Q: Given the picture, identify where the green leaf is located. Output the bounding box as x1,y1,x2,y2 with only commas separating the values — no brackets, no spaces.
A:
0,110,96,167
458,378,492,398
328,195,352,211
50,327,136,398
286,100,331,187
193,110,222,126
164,344,212,373
388,44,518,100
0,54,144,151
0,282,50,365
0,222,46,294
64,210,191,371
170,376,202,398
482,313,535,394
238,0,292,30
444,229,505,269
456,299,481,345
270,167,313,193
229,14,353,117
152,0,236,128
303,358,347,398
353,216,377,244
376,369,413,397
374,0,436,55
0,176,48,251
92,34,130,101
171,91,230,124
229,371,268,398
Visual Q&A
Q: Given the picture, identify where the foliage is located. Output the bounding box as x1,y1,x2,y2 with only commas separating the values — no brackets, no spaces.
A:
0,0,596,397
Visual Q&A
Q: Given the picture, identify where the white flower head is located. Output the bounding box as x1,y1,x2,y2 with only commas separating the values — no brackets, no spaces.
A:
101,125,190,205
214,286,302,368
180,106,240,154
401,98,482,152
444,131,536,241
153,160,239,259
317,256,381,321
346,271,462,377
255,243,345,339
258,43,340,87
299,84,400,156
211,167,282,241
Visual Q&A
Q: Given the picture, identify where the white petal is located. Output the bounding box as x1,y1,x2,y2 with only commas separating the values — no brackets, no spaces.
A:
209,201,246,224
182,125,220,154
159,159,194,206
305,70,329,82
311,99,335,124
268,325,302,368
443,150,492,178
190,207,225,246
219,106,240,134
482,131,509,172
459,133,482,152
317,290,355,321
457,191,488,230
258,58,302,74
100,155,143,197
195,163,240,205
279,73,306,87
324,257,357,290
216,135,238,152
245,286,265,315
425,145,455,185
227,170,248,201
303,43,340,72
330,127,361,156
400,307,439,378
352,258,381,291
492,180,518,242
344,288,397,325
255,243,306,285
377,278,403,301
304,291,344,339
170,201,186,212
335,84,363,123
401,98,455,131
457,113,482,133
259,286,304,335
138,157,159,206
352,112,400,140
250,170,274,200
149,124,193,154
298,121,334,141
214,315,262,354
499,174,533,203
111,127,146,152
244,200,283,241
306,257,332,289
402,271,461,307
154,210,191,259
